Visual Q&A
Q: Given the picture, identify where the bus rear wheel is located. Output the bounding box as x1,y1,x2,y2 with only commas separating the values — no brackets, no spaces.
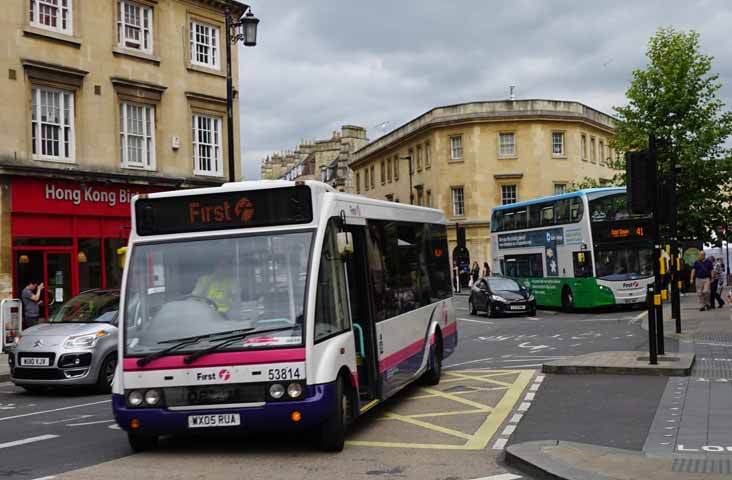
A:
561,287,575,313
422,337,443,386
128,433,158,453
319,377,351,452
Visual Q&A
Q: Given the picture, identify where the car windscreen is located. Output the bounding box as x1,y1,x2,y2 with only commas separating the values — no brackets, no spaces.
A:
124,231,313,356
487,278,521,291
48,291,120,323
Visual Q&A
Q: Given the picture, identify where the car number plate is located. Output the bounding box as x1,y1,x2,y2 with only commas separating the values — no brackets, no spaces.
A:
509,305,525,311
188,413,240,428
20,357,49,366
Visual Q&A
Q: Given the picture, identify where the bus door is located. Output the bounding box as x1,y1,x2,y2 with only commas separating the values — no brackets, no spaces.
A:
344,225,379,403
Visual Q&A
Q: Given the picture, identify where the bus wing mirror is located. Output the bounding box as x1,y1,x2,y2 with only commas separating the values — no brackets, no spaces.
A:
337,232,354,257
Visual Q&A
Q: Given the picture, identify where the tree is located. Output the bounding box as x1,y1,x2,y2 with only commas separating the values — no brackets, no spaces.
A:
611,27,732,242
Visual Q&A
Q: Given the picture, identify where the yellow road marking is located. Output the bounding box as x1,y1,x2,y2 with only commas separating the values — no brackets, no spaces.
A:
346,369,535,450
359,399,380,413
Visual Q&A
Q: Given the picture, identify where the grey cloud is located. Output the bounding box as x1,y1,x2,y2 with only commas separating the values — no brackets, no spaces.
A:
238,0,732,179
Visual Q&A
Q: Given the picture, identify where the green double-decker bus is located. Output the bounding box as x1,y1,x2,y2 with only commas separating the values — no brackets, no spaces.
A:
490,188,654,310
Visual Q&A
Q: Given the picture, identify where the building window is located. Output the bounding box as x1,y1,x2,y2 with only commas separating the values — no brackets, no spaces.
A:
501,184,517,205
599,140,605,164
450,136,463,160
193,114,223,176
120,102,155,170
416,145,422,170
416,188,423,206
387,158,392,182
581,134,587,161
381,160,386,184
31,87,75,163
552,132,565,156
451,187,464,216
425,141,431,168
117,1,153,53
590,137,596,162
394,155,400,180
385,194,393,202
370,165,375,188
355,172,360,193
190,20,220,69
554,183,567,195
426,189,432,207
30,0,73,35
364,168,369,191
499,132,516,157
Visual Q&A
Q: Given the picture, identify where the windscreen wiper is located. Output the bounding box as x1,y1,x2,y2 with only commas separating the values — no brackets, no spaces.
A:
182,326,297,365
136,328,256,367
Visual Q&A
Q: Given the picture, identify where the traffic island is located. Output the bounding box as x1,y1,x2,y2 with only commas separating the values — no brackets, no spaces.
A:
542,351,694,376
505,440,702,480
0,353,9,382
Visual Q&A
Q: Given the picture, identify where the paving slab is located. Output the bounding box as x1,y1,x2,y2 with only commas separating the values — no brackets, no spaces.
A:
506,440,732,480
542,351,695,376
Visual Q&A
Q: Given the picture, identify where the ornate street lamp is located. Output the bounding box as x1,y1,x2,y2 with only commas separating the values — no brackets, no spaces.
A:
225,6,259,182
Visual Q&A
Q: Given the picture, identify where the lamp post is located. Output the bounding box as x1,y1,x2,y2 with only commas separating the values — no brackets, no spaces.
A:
225,6,259,182
399,155,414,204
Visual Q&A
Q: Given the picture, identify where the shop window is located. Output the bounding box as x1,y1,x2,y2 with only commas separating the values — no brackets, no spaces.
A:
104,238,127,289
78,238,102,291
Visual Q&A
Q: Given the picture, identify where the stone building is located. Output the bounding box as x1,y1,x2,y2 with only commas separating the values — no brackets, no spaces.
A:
261,125,368,192
0,0,246,307
349,99,619,271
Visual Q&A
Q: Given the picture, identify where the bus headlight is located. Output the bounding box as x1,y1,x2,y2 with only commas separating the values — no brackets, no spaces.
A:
128,390,144,407
144,389,161,406
287,382,303,399
269,383,285,399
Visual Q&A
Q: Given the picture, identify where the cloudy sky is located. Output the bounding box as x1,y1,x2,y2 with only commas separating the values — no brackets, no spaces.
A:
237,0,732,179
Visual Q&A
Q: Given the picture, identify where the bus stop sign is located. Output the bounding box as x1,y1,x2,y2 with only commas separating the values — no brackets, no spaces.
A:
1,299,22,352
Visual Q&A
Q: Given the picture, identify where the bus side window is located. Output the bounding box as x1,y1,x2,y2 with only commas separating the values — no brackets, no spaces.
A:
492,211,503,232
573,251,593,278
314,218,351,342
504,212,515,230
528,205,541,228
515,209,527,229
555,199,570,224
570,198,583,222
541,204,554,225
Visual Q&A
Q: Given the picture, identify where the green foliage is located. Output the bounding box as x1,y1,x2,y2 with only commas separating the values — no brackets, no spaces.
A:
611,27,732,242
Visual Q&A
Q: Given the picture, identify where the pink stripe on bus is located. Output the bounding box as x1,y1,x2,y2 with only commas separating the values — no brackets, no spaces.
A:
123,348,306,371
379,338,424,373
443,321,457,336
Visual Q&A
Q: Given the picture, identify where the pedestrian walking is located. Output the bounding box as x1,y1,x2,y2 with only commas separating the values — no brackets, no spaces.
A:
711,256,726,308
453,266,460,293
21,280,44,329
690,251,714,311
470,261,480,287
483,262,491,278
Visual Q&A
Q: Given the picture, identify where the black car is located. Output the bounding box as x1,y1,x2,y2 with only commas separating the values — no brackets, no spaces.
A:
469,277,536,317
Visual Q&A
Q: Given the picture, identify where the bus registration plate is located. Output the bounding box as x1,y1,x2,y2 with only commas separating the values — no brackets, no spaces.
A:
188,413,241,428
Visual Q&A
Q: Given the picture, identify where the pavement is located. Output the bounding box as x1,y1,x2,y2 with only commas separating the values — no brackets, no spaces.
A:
0,353,8,382
543,350,694,375
507,295,732,480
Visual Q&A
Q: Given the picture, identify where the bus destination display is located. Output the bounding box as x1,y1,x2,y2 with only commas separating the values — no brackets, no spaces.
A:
592,220,654,243
135,186,313,236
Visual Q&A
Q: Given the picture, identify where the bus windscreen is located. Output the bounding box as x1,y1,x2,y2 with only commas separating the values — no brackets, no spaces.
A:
135,185,313,236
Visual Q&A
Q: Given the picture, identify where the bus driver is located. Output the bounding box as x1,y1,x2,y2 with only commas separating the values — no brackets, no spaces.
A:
191,257,237,316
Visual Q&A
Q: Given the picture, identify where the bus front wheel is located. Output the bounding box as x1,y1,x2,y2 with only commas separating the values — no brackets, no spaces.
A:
561,287,575,313
319,377,350,452
128,433,158,453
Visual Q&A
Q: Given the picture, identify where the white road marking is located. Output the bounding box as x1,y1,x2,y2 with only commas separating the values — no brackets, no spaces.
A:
458,317,495,325
517,342,550,352
39,414,93,425
0,382,13,387
529,383,540,391
108,424,121,430
31,476,57,480
67,419,116,427
535,375,545,382
517,402,531,412
444,357,495,368
0,434,59,450
501,425,516,436
501,357,566,362
0,400,111,422
470,475,522,480
509,413,523,423
491,438,509,450
524,392,535,401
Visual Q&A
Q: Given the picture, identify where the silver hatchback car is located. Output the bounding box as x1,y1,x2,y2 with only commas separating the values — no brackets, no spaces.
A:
9,290,119,393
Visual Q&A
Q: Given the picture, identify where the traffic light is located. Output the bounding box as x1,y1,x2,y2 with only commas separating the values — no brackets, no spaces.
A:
626,149,657,214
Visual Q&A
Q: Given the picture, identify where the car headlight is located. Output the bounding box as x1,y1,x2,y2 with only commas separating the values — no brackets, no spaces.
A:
128,390,143,407
287,382,303,399
528,294,535,301
144,389,161,406
491,295,508,303
269,383,285,399
64,331,109,349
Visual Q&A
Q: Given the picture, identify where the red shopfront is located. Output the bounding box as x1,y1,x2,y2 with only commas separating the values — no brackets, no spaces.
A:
11,177,161,319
